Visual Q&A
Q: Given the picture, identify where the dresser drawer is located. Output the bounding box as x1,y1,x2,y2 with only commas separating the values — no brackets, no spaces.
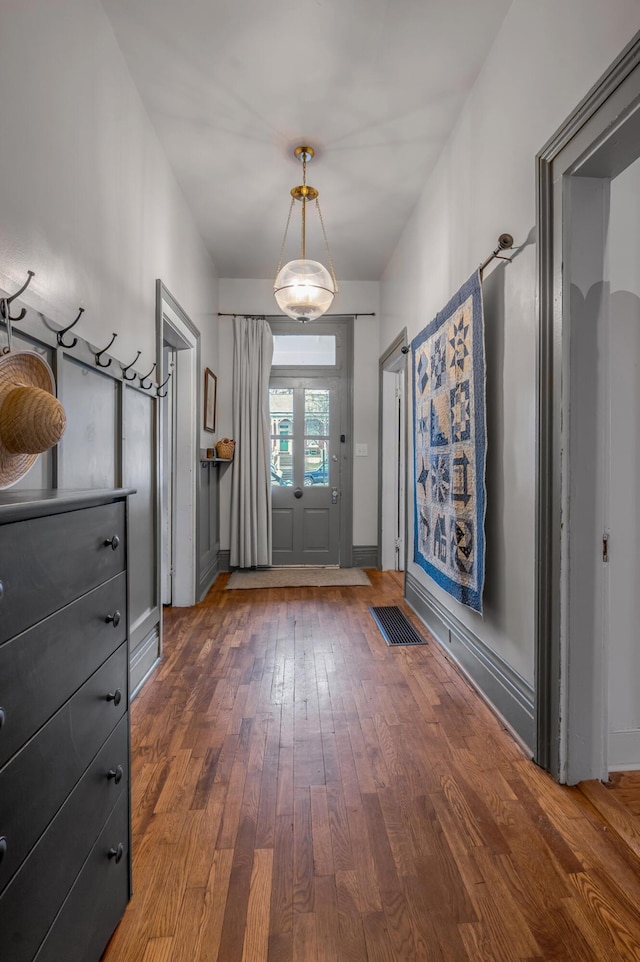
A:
0,572,127,768
0,718,128,962
0,643,127,894
33,791,130,962
0,501,126,644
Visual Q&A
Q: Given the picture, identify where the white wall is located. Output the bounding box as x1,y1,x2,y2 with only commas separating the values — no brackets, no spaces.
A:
380,0,640,683
217,278,380,552
606,157,640,766
0,0,219,418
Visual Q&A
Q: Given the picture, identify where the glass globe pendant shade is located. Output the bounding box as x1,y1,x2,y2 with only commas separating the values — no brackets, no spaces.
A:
274,259,336,323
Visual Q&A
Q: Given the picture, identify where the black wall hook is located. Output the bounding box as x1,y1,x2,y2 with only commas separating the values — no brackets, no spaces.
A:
121,350,141,381
0,270,35,323
95,332,118,368
156,370,173,398
57,307,84,349
0,299,12,355
139,362,156,390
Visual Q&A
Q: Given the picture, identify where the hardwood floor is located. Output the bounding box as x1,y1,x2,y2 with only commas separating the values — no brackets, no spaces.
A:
607,771,640,817
102,571,640,961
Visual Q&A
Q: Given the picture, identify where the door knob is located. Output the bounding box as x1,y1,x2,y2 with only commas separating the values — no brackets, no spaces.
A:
294,487,303,499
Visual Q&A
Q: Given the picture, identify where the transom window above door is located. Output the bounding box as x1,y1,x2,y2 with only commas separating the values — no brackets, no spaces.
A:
271,334,336,366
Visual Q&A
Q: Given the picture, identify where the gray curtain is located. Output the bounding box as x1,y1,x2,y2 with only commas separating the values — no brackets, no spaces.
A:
230,316,273,568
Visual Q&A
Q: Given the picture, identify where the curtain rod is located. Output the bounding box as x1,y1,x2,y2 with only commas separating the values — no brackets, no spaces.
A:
220,235,512,324
217,312,376,319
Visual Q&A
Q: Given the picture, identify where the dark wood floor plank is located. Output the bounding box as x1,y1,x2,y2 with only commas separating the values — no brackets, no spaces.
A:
268,813,294,958
310,784,334,877
100,572,640,962
195,848,235,962
242,848,274,962
363,792,418,960
293,788,315,914
335,870,369,961
314,874,339,962
326,783,355,873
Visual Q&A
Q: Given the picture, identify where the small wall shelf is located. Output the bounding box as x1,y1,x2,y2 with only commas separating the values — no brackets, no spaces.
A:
200,449,233,466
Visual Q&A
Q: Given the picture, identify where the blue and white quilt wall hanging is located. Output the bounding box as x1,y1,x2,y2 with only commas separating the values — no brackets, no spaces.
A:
411,269,487,612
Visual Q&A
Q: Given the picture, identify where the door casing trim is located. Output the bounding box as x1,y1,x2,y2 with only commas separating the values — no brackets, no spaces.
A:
535,32,640,782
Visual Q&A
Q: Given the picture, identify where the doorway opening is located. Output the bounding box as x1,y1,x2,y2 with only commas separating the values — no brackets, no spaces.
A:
378,331,408,573
156,281,200,612
536,36,640,783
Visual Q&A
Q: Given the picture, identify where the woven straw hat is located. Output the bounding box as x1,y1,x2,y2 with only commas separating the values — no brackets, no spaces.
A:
0,351,67,488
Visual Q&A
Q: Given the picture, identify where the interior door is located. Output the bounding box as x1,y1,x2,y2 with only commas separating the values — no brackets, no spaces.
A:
270,377,340,565
161,343,176,604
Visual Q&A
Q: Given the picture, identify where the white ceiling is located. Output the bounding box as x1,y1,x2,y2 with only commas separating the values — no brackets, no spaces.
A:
101,0,512,281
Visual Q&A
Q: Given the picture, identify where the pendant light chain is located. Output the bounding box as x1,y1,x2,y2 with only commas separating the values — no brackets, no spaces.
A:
316,198,338,292
273,143,338,322
301,153,307,259
275,196,296,283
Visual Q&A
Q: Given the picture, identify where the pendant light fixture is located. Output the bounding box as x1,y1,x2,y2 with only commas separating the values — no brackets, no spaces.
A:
274,145,338,323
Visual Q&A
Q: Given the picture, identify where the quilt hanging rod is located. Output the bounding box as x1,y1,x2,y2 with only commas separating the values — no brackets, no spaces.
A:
217,312,376,319
479,233,514,274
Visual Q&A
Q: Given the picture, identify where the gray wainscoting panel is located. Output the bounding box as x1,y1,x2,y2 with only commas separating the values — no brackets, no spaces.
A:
58,358,118,489
0,294,162,700
130,626,161,698
123,385,159,662
405,571,535,753
198,462,220,600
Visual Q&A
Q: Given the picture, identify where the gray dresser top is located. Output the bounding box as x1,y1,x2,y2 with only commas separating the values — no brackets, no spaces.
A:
0,489,135,524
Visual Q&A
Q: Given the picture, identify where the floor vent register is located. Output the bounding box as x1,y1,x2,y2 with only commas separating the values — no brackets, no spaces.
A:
369,606,427,647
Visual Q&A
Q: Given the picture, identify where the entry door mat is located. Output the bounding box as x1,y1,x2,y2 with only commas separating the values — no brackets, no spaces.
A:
411,268,486,612
225,567,371,589
370,606,427,646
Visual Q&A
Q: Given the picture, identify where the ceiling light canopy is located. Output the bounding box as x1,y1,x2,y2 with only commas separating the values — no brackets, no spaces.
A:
274,146,338,323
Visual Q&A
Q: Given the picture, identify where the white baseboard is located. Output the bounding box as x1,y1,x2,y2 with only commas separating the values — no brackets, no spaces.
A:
608,729,640,771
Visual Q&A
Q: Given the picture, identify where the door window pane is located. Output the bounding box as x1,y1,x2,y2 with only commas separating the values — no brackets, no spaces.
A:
304,389,330,485
304,439,329,486
270,388,293,434
270,388,294,484
304,389,329,436
271,452,293,486
272,335,336,366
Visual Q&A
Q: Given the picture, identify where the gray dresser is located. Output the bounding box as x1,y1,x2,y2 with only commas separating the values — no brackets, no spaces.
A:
0,489,133,962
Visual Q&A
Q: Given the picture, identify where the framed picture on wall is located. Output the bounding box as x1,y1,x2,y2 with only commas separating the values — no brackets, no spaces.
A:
204,367,217,433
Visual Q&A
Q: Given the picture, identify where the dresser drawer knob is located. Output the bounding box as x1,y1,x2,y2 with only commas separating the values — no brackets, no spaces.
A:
108,842,124,864
105,610,121,627
106,689,122,706
0,580,3,600
104,535,120,551
0,837,6,863
107,765,124,784
0,708,5,731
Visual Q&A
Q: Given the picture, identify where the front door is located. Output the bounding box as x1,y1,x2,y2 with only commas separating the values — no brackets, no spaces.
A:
270,377,341,565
